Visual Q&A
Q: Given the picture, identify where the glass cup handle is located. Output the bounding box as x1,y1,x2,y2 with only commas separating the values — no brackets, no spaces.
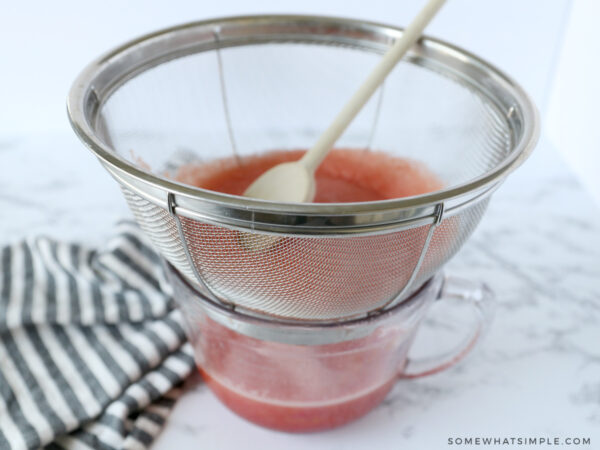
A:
399,275,495,379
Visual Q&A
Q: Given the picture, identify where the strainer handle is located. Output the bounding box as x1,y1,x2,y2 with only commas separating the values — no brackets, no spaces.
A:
399,275,495,379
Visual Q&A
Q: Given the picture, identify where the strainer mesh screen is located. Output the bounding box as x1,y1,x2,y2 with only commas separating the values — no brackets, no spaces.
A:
121,184,489,320
179,217,430,319
121,188,196,281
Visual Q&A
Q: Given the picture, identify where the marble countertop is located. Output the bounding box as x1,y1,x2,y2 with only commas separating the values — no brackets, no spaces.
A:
1,132,599,449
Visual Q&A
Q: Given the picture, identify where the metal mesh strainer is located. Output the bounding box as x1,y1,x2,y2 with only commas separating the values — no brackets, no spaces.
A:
67,15,539,321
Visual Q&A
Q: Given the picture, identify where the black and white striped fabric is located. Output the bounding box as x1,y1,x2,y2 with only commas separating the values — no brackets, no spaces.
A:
0,222,195,450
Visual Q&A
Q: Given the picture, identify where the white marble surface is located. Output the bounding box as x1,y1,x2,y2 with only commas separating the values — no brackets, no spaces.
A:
1,132,599,449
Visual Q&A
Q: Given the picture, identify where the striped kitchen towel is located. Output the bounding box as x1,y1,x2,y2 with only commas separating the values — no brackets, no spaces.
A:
0,222,195,450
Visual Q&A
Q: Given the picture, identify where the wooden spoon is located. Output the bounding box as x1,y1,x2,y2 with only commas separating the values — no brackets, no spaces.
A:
244,0,447,202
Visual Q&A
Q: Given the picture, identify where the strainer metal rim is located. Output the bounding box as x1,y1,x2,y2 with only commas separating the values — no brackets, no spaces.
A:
67,14,539,230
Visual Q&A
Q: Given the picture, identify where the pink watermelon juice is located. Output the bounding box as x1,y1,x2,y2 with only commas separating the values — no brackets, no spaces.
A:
196,313,411,433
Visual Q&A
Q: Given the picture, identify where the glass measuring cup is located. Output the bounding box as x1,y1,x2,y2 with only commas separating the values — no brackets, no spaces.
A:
165,263,493,432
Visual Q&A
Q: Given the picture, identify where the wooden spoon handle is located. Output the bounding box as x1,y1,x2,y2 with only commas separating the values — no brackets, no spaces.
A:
301,0,447,173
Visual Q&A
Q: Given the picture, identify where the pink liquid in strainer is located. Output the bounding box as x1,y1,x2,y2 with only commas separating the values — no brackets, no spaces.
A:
171,149,451,323
172,148,453,321
175,148,443,202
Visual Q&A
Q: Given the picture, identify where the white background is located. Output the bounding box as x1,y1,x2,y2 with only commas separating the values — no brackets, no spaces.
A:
1,0,568,134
